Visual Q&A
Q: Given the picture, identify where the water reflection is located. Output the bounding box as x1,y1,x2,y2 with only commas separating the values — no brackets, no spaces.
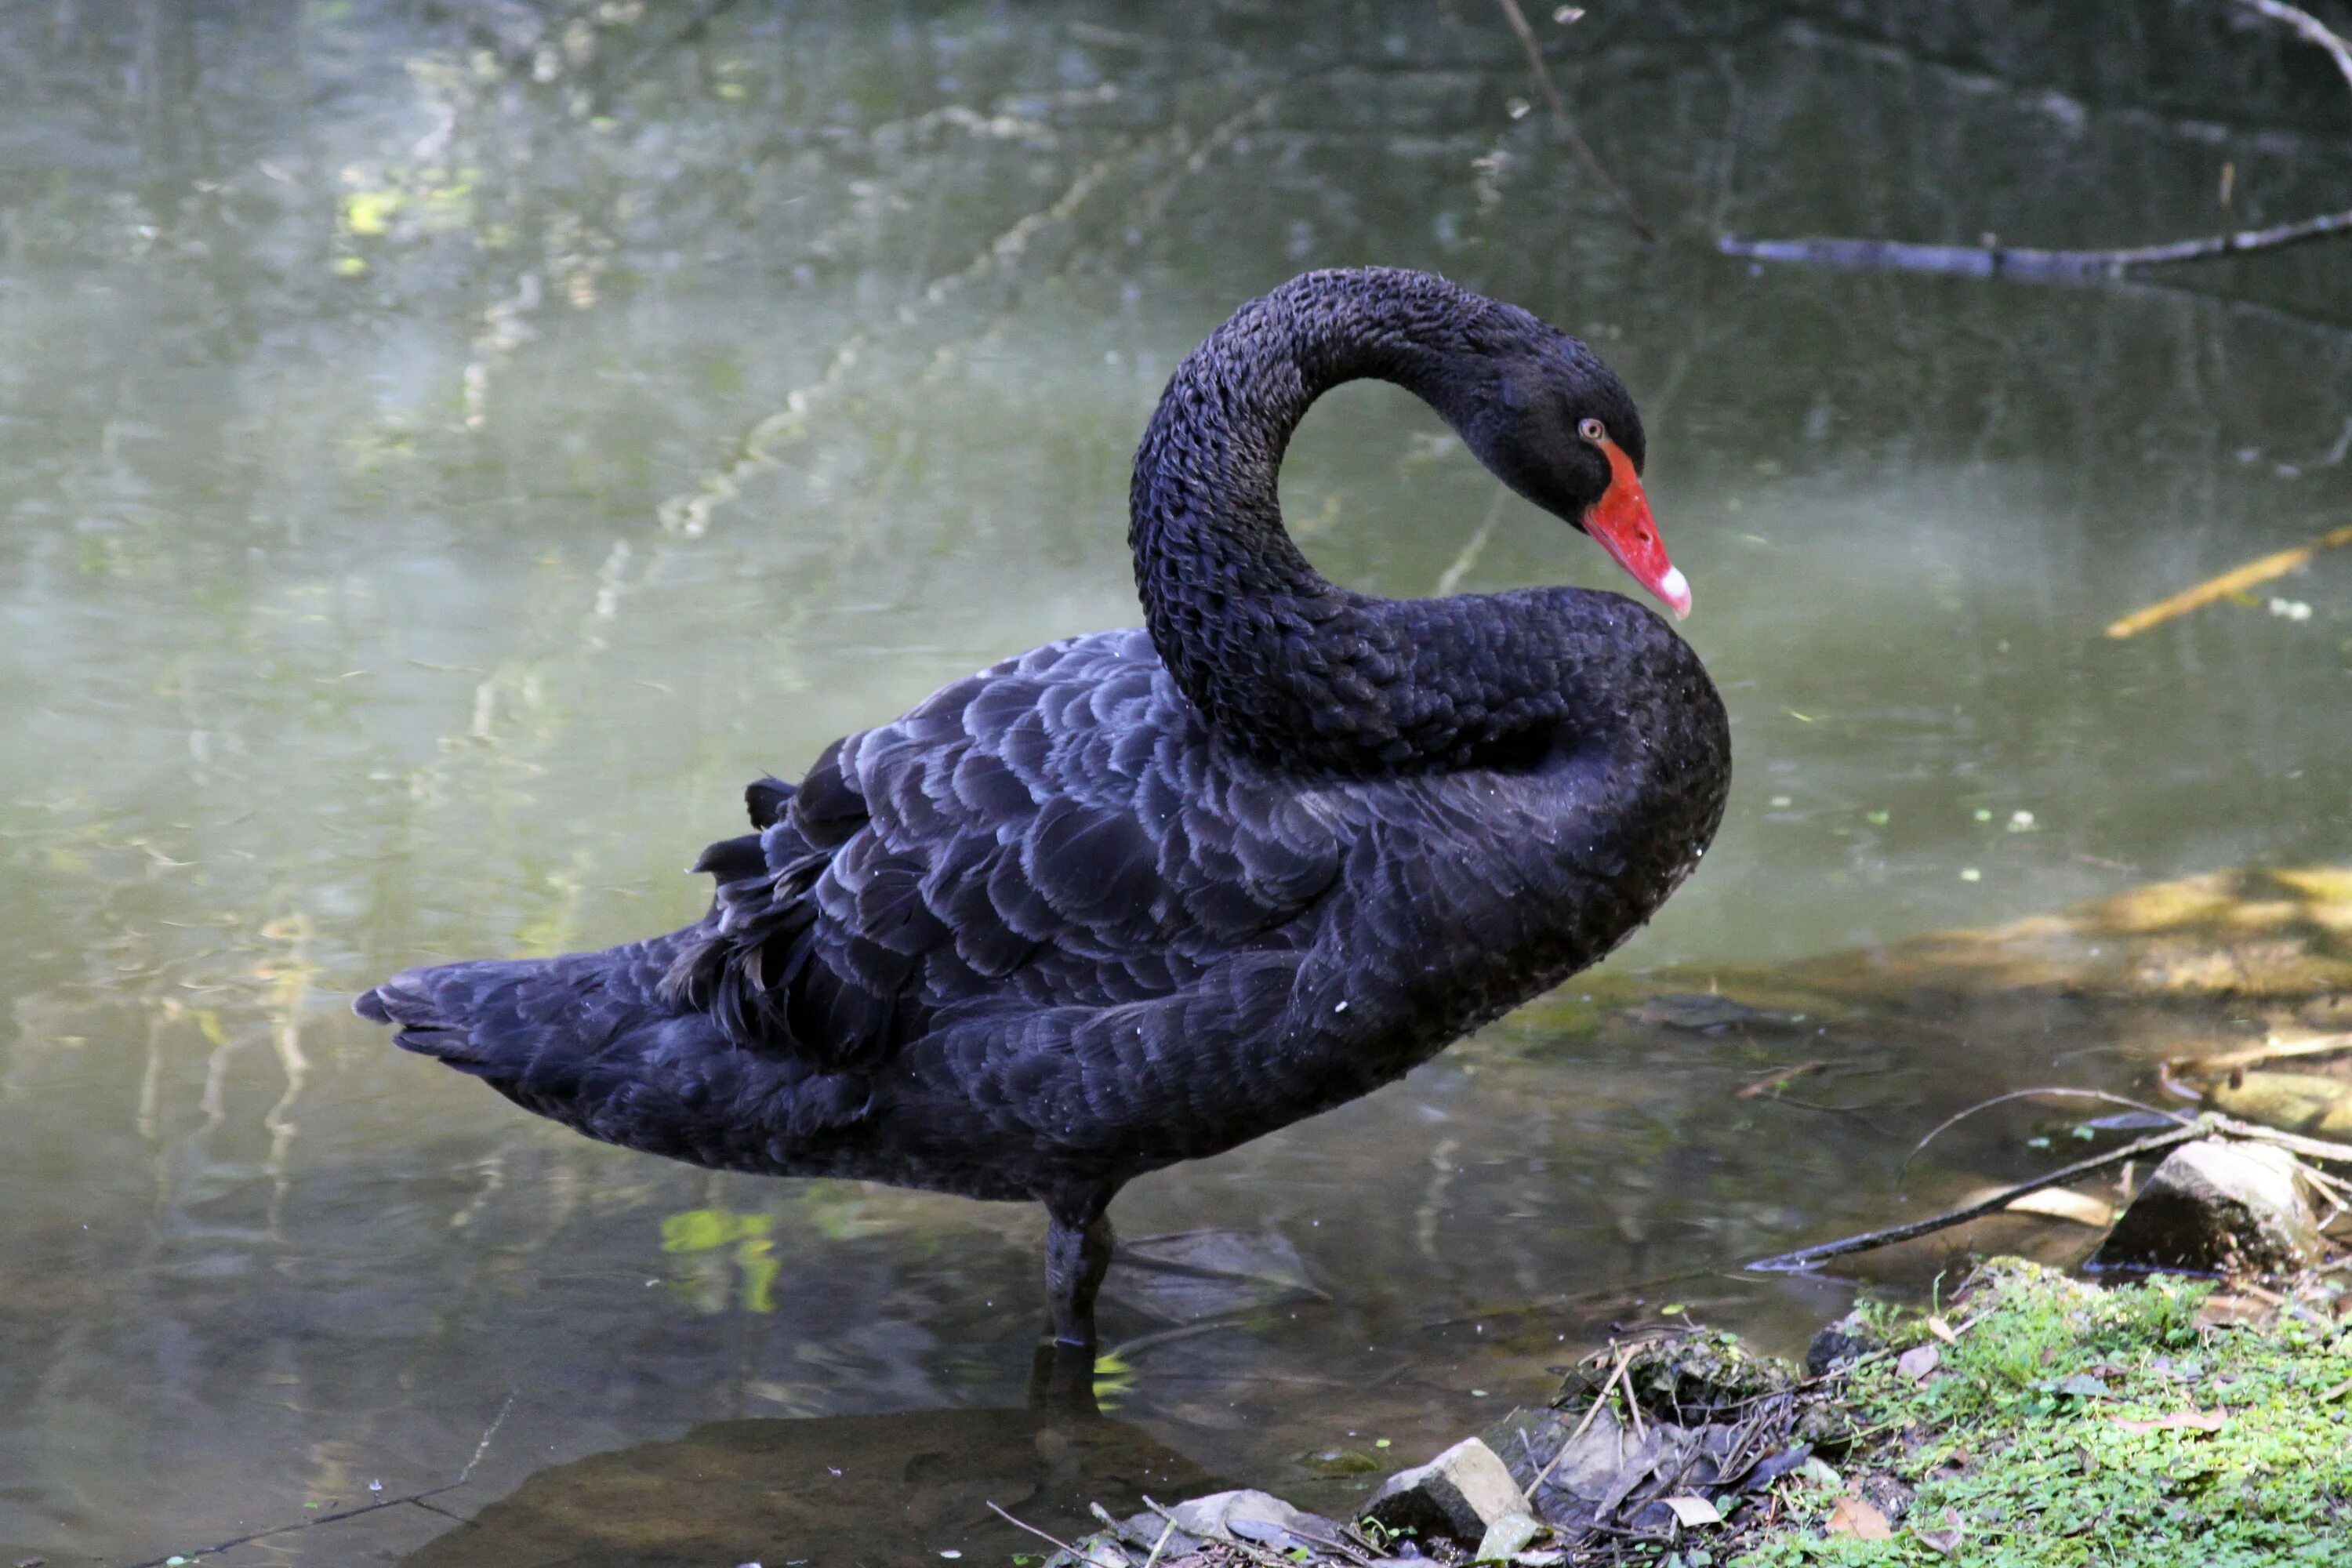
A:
398,1406,1219,1568
1,0,2347,1562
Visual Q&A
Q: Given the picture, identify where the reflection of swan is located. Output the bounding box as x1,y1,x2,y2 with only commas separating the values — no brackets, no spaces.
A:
358,268,1730,1351
398,1406,1220,1567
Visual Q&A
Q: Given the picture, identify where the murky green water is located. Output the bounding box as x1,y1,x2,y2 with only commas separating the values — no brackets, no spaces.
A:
2,2,2349,1563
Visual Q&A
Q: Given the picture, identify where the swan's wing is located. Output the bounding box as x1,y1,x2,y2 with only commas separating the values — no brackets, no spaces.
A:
666,629,1346,1067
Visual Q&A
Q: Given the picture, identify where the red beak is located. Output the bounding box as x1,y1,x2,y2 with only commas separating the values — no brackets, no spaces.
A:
1583,437,1690,619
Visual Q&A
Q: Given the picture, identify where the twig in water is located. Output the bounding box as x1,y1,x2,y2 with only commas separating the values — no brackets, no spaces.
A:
1436,489,1509,596
1735,1060,1829,1100
1897,1087,2191,1186
125,1391,517,1568
987,1500,1089,1560
1746,1122,2212,1273
1721,0,2352,281
2105,524,2352,638
456,1390,517,1485
1490,0,1655,241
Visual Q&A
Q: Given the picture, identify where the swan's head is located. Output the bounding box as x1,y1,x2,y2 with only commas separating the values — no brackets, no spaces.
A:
1450,322,1690,619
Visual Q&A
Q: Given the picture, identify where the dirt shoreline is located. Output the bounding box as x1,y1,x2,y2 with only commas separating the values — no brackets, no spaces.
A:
1051,1257,2352,1567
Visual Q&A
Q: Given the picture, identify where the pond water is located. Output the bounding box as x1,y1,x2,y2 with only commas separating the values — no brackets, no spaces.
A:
2,2,2349,1563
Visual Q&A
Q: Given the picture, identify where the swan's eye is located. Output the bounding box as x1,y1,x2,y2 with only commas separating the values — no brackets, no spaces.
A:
1577,417,1606,444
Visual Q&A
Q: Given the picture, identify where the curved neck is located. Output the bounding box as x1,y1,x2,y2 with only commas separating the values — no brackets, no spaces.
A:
1129,270,1528,770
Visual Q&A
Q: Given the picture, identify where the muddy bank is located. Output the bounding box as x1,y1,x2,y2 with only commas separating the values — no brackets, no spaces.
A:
1047,1258,2352,1567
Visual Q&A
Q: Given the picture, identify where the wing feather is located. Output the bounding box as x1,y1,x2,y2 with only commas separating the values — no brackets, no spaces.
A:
665,630,1345,1068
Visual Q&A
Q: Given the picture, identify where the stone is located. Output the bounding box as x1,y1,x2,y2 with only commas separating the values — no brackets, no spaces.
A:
1365,1436,1529,1545
1805,1311,1885,1377
1473,1510,1544,1561
2088,1139,2321,1276
1299,1445,1381,1477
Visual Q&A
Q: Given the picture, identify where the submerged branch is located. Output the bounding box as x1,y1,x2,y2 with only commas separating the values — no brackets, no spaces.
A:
1492,0,1656,242
125,1392,516,1568
1720,0,2352,283
2104,521,2352,637
1720,208,2352,279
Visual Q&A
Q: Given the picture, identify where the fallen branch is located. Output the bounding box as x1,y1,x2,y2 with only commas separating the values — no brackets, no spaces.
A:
2103,522,2352,637
1720,0,2352,281
1751,1111,2352,1272
1745,1122,2209,1273
1720,208,2352,278
1492,0,1656,241
2210,1112,2352,1169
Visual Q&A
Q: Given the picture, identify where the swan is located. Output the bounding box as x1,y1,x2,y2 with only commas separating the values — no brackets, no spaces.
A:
357,267,1731,1352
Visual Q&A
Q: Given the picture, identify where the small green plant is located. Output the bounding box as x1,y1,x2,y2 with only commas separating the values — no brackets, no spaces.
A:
1736,1262,2352,1568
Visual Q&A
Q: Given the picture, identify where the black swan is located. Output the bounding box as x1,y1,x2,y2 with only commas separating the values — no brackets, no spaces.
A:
356,268,1731,1352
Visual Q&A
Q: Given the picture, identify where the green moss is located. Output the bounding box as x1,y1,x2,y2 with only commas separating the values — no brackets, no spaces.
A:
1737,1261,2352,1568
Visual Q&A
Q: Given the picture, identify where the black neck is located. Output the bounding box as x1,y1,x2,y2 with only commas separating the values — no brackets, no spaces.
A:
1130,270,1559,771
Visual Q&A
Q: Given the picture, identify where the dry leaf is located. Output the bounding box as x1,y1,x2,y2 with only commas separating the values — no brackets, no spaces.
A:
2005,1188,2117,1227
2195,1294,2272,1329
2112,1409,2227,1436
2207,1069,2352,1137
1662,1494,1722,1527
1826,1497,1893,1540
1915,1523,1964,1555
1896,1345,1942,1381
1926,1316,1958,1345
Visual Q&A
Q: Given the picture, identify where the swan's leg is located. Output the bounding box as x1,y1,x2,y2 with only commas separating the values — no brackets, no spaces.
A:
1043,1195,1117,1349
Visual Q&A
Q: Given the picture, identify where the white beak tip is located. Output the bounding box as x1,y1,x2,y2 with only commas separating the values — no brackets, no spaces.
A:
1657,566,1693,620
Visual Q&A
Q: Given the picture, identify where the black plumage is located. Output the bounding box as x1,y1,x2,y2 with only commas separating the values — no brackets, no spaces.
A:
355,269,1732,1350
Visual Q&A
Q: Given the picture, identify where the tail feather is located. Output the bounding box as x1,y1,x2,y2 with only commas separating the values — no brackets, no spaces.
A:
356,958,568,1083
354,933,684,1083
354,929,878,1163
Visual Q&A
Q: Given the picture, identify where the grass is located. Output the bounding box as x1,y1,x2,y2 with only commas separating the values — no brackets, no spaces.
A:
1734,1261,2352,1568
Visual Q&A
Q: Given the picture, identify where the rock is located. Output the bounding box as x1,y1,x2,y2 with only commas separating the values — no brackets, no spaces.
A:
1478,1406,1573,1492
1806,1310,1885,1377
1365,1437,1529,1545
1473,1510,1544,1561
1855,1472,1915,1524
1794,1401,1860,1451
1298,1445,1381,1478
2088,1139,2321,1276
